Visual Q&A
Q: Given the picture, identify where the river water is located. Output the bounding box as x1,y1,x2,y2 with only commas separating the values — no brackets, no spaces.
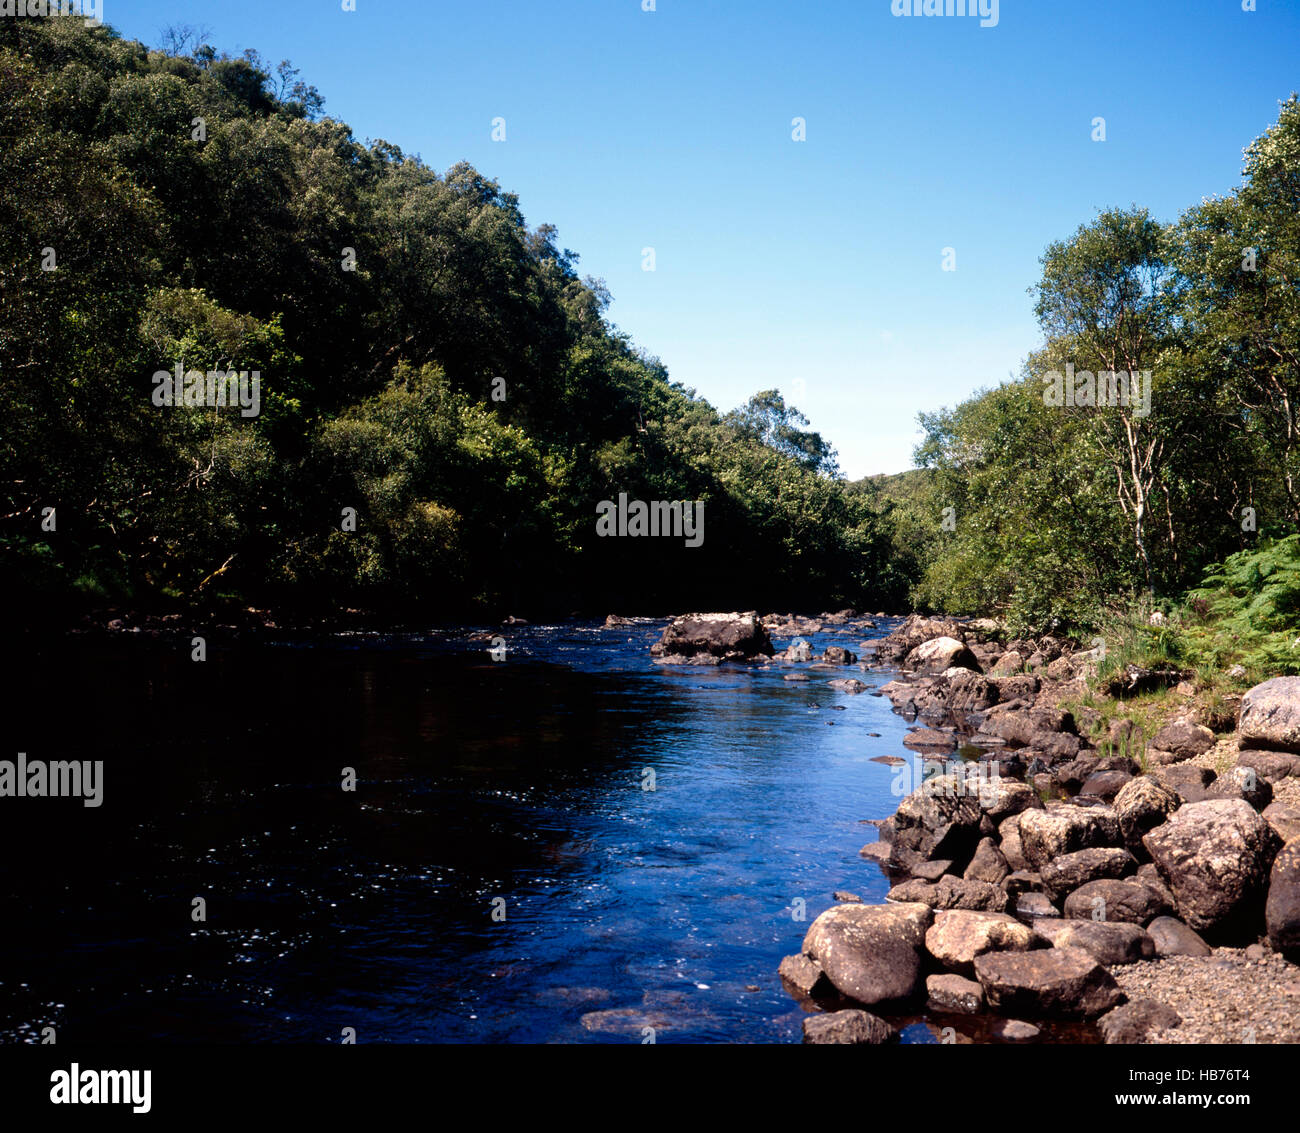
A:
0,617,1088,1044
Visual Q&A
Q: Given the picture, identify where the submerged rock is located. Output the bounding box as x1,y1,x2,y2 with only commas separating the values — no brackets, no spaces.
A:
801,1009,897,1044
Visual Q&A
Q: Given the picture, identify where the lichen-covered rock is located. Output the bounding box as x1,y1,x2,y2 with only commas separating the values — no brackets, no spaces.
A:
1019,806,1122,870
972,946,1125,1019
1113,776,1181,851
1040,848,1138,902
801,902,931,1007
801,1009,897,1044
1204,765,1273,810
1062,879,1172,925
963,837,1010,885
926,973,985,1014
1032,919,1155,965
1239,676,1300,753
778,953,832,996
1143,799,1283,936
886,875,1009,912
1265,839,1300,956
924,910,1042,975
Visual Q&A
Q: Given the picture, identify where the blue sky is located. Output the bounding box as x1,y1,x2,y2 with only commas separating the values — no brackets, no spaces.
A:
104,0,1300,477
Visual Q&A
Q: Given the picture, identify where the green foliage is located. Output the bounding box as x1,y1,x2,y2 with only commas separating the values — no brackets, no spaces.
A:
0,14,900,619
902,100,1300,634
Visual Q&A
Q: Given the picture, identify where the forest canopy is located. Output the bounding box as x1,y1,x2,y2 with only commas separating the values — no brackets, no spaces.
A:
0,15,901,619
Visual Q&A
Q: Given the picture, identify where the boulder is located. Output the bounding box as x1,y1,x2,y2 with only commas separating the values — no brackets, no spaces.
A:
941,669,1000,713
1062,879,1172,925
822,646,857,665
990,651,1026,677
1045,655,1077,682
972,946,1125,1019
1265,839,1300,955
1078,770,1132,800
1033,919,1155,965
886,876,1008,912
924,910,1042,975
1040,848,1138,902
653,612,774,660
902,728,960,751
1015,892,1060,922
998,815,1028,871
926,973,985,1014
980,780,1044,825
1149,764,1217,804
1142,799,1283,935
992,673,1040,702
801,1009,897,1045
1097,999,1181,1044
1113,776,1181,850
1239,676,1300,752
963,837,1010,886
1145,916,1212,958
904,636,979,674
1204,765,1273,810
1147,720,1216,762
801,902,931,1007
1019,806,1122,870
1263,801,1300,845
891,776,981,859
1237,748,1300,781
827,678,867,693
778,953,833,997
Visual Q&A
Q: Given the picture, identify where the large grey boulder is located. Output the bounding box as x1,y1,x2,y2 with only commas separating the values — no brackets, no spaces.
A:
904,636,979,674
801,903,931,1007
1143,798,1283,935
1239,676,1300,752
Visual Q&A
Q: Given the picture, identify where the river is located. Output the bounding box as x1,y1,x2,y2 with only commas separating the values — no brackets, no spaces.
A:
0,617,1089,1043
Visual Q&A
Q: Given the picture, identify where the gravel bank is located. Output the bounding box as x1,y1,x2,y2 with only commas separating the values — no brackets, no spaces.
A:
1111,948,1300,1044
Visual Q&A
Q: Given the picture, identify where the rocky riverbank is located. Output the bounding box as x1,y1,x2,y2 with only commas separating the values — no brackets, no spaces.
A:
737,611,1300,1045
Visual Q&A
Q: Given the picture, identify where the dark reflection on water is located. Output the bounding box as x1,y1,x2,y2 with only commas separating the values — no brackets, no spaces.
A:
0,619,1094,1043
